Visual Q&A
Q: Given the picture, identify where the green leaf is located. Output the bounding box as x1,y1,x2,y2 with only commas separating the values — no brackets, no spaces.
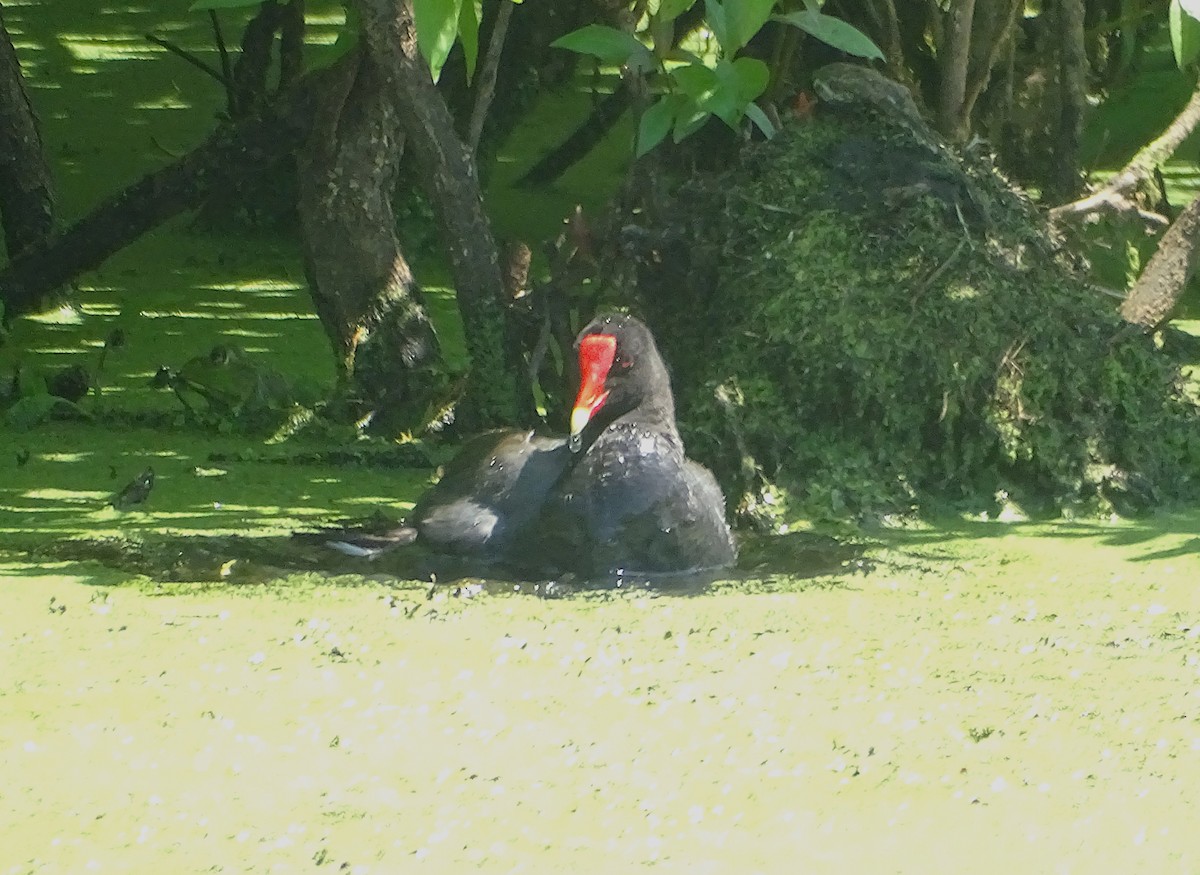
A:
673,106,711,142
726,0,776,54
663,47,705,66
458,0,479,82
704,0,729,51
1171,0,1200,67
413,0,463,82
658,0,697,22
774,9,883,60
743,101,776,138
189,0,261,10
708,65,738,125
551,24,651,66
637,95,679,157
671,61,719,104
731,56,769,102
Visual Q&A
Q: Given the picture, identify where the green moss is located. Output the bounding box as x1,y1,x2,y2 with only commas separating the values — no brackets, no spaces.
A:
638,115,1200,523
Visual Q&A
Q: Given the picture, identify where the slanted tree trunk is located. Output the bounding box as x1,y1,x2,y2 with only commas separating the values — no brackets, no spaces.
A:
0,79,319,319
1120,193,1200,329
0,2,54,260
355,0,518,429
297,48,445,432
516,86,629,187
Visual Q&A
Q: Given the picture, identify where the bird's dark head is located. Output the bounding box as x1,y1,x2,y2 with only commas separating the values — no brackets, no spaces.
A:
568,312,674,453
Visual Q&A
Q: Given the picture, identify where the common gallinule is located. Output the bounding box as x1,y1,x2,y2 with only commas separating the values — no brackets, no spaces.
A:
521,312,737,575
334,314,736,577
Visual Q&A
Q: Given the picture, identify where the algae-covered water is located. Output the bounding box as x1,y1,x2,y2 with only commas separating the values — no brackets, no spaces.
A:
5,3,1200,872
4,515,1200,873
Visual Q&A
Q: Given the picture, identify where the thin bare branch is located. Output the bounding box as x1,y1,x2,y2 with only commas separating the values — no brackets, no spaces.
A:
1052,78,1200,220
466,0,516,154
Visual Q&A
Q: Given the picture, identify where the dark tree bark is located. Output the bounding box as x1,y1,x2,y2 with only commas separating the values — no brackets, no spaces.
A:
297,49,445,431
0,81,319,319
0,2,54,260
1053,0,1088,199
936,0,974,142
232,0,288,116
355,0,518,429
279,0,305,90
961,0,1021,127
1121,193,1200,329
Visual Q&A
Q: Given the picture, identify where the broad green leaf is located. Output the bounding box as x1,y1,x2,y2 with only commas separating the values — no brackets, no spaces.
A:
663,47,705,65
744,101,776,138
731,56,769,101
637,95,679,157
1171,0,1200,67
414,0,464,81
704,0,729,51
709,59,745,126
726,0,776,54
552,24,651,66
673,106,711,142
658,0,696,22
774,9,883,60
189,0,261,9
672,66,717,99
671,62,719,103
458,0,479,82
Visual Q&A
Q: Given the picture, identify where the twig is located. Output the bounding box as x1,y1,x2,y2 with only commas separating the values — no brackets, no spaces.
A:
466,0,516,154
913,239,966,297
1052,189,1169,231
209,10,236,115
151,136,184,159
736,192,806,218
144,33,229,87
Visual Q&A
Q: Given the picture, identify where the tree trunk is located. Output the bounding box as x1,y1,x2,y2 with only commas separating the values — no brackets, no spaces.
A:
0,80,319,319
960,0,1020,128
936,0,975,142
1053,0,1088,199
297,49,445,432
354,0,517,429
278,0,305,90
1120,193,1200,329
0,2,54,260
232,0,287,116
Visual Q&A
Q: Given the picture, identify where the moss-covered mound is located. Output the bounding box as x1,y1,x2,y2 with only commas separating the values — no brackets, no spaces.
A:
629,99,1200,523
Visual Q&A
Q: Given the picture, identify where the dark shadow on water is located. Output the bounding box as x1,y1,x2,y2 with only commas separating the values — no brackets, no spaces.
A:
10,529,871,599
